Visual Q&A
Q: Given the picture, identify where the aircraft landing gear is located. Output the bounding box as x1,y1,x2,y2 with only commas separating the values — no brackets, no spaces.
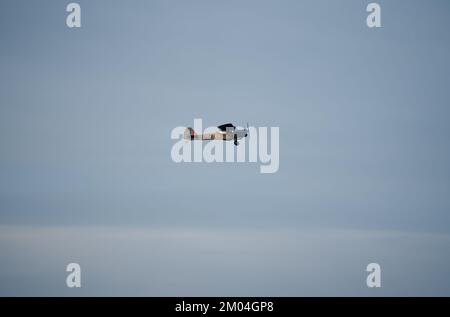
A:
234,135,239,146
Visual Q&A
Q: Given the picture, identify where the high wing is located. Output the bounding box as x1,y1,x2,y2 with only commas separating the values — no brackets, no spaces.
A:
217,123,236,132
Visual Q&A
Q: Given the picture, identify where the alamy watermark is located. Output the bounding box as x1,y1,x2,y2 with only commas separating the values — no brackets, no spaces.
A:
66,263,81,288
366,263,381,288
170,119,280,174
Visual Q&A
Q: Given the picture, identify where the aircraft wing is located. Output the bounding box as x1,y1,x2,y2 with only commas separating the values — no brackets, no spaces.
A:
217,123,235,132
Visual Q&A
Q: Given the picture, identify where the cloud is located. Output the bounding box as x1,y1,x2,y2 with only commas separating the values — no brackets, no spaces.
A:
1,225,449,296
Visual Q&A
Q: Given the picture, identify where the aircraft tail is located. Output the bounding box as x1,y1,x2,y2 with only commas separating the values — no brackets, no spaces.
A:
184,127,196,140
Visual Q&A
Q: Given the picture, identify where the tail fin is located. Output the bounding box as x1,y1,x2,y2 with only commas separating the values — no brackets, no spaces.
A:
184,127,196,140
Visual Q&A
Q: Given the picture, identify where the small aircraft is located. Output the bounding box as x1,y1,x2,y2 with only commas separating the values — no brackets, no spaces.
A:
184,123,249,146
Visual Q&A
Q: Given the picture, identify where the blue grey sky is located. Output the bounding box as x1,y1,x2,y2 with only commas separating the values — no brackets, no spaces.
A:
1,0,450,295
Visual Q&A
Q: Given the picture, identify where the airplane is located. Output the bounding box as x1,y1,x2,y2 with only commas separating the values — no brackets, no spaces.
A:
184,123,249,146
